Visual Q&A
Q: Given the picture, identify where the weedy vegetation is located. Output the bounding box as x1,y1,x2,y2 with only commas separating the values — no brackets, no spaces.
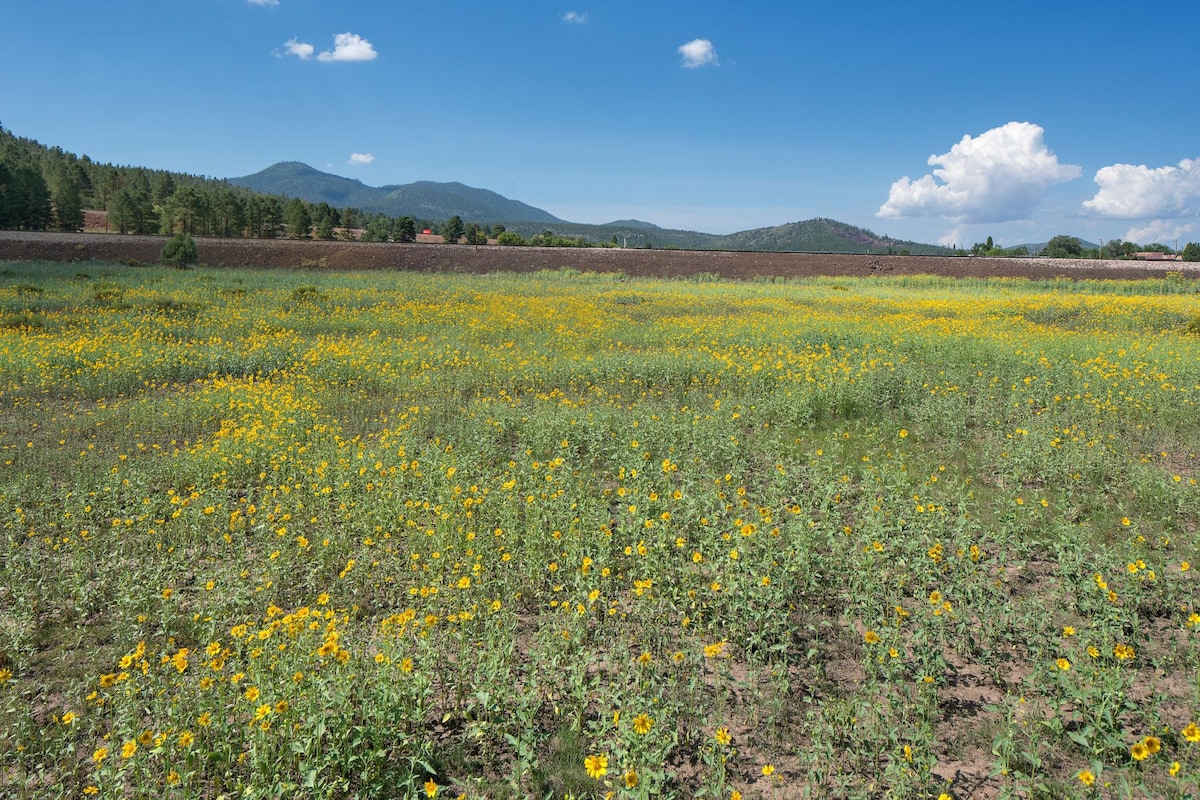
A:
0,261,1198,799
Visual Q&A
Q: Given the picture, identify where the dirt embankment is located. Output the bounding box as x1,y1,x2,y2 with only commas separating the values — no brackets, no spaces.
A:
2,230,1197,281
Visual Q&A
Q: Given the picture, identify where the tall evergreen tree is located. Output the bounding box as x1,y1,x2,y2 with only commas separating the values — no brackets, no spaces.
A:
259,196,282,238
394,216,416,243
162,185,205,235
13,167,52,230
0,162,13,228
442,215,465,244
285,197,312,239
107,187,135,234
152,172,177,205
213,189,246,238
50,164,84,232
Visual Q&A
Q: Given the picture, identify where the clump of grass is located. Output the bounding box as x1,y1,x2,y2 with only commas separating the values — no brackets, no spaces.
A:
290,285,322,303
1,311,50,329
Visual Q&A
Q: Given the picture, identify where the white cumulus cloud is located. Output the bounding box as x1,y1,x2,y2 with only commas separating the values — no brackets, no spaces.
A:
562,11,587,23
348,153,375,166
1082,158,1200,219
937,228,966,248
678,38,718,68
318,32,378,62
878,122,1080,224
1122,218,1196,245
280,33,377,62
280,38,314,60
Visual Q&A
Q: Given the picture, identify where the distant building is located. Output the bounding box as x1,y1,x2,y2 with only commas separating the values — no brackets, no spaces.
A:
1132,252,1181,261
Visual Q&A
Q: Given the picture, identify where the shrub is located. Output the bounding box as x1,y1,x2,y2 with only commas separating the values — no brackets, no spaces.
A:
161,233,198,269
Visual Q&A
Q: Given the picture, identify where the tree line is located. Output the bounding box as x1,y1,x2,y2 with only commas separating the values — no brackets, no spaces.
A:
963,234,1200,261
0,125,446,240
0,126,596,245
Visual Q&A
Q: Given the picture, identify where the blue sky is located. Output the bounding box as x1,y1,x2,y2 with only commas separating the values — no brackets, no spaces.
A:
4,0,1198,247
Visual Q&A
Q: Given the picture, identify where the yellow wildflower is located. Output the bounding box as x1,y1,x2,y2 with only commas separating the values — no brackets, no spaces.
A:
584,753,608,779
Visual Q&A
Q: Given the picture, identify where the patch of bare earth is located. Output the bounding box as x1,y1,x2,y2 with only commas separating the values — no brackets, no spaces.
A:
4,231,1200,281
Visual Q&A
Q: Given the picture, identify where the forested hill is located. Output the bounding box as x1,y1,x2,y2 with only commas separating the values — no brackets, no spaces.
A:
719,218,947,255
230,162,563,224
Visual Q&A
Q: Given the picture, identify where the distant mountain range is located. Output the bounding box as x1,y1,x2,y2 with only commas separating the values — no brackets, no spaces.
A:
230,162,564,224
231,162,948,254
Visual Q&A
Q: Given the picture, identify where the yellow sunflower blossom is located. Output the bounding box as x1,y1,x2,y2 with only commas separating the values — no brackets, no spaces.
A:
584,753,608,779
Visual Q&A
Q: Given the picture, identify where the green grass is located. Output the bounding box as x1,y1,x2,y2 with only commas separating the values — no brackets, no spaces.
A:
0,261,1198,799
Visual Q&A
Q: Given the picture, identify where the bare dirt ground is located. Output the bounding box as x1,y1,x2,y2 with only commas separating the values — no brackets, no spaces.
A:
2,230,1198,281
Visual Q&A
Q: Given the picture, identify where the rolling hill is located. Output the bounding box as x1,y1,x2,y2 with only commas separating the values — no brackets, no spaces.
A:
230,162,563,224
719,218,946,255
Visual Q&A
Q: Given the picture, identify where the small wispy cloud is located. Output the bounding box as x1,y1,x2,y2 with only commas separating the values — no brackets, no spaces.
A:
279,32,377,62
248,0,279,7
279,38,314,60
348,153,375,166
562,11,588,23
678,38,718,68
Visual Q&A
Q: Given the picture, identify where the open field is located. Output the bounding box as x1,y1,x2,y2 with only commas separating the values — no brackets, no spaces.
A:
1,260,1199,798
3,230,1199,281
